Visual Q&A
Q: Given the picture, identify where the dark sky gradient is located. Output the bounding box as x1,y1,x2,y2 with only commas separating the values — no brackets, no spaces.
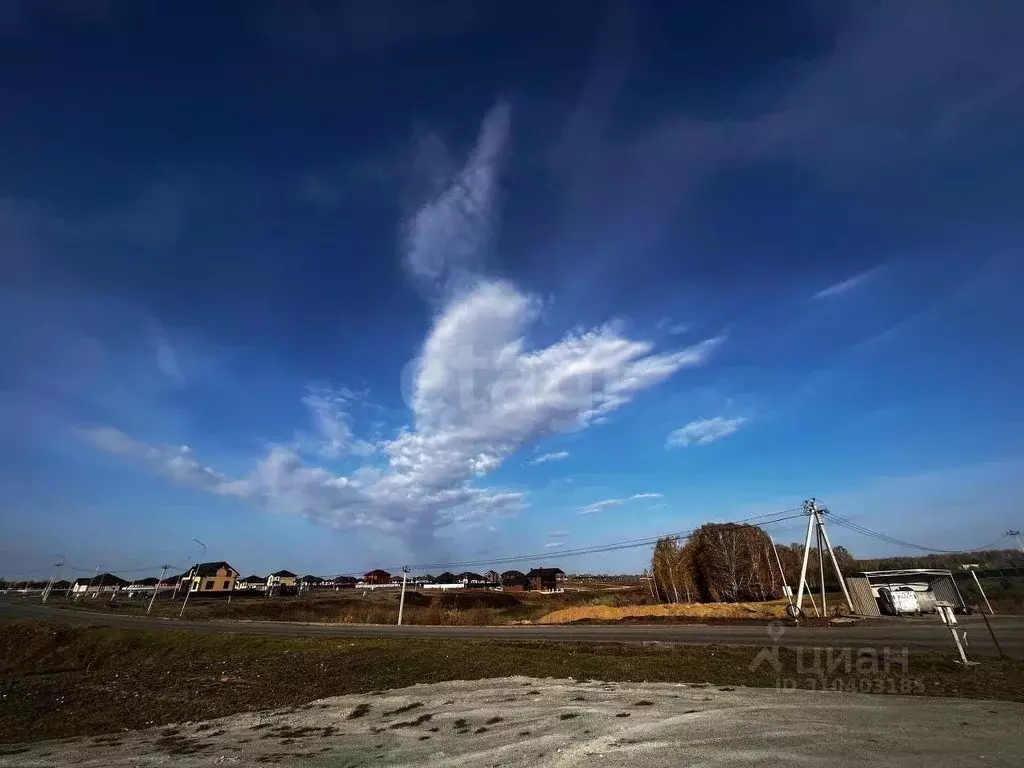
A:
2,1,1023,579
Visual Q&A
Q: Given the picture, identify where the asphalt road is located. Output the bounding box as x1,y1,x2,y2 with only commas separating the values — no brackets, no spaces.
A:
3,599,1022,657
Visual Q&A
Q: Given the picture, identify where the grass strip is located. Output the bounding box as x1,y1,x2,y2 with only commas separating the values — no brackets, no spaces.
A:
2,619,1023,743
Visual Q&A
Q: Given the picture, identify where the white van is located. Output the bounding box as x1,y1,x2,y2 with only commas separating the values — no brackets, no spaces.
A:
878,586,921,616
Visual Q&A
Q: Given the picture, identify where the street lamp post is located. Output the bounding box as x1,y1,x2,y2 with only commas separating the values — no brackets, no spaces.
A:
179,538,207,618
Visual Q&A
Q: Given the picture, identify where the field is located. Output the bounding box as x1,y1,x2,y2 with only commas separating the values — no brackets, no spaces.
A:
3,619,1024,745
42,585,661,626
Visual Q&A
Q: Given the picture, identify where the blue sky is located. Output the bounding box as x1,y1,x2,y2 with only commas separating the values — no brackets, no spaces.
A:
3,0,1024,579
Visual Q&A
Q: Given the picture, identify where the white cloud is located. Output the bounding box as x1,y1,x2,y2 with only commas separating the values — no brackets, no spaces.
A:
544,541,565,548
577,492,663,515
78,427,233,493
811,269,877,300
301,385,376,458
403,100,510,298
81,105,722,555
656,318,689,335
150,322,184,385
666,416,746,448
529,450,569,465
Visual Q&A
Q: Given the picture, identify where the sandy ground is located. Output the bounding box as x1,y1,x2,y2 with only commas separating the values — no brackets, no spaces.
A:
2,677,1020,767
536,601,788,624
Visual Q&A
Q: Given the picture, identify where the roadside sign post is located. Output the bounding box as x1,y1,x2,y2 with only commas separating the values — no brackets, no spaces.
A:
937,603,977,666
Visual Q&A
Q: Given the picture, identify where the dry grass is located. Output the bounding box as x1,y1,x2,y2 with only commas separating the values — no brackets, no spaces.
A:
50,586,660,626
536,600,789,624
5,619,1024,743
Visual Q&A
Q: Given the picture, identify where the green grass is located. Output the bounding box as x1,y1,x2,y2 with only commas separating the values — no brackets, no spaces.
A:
3,619,1024,743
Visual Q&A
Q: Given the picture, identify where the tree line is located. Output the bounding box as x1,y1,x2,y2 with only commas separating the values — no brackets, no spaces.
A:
650,522,1023,604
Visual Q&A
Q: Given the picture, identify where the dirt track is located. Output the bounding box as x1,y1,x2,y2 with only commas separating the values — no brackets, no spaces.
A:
3,677,1021,767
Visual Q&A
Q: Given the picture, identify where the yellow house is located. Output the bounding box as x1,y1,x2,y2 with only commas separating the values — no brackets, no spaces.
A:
184,562,239,593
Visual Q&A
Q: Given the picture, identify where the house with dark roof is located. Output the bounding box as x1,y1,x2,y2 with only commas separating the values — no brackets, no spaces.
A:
266,569,298,594
362,569,392,585
484,570,500,584
72,573,129,596
184,562,239,593
330,576,358,588
235,575,267,591
434,571,458,584
300,575,326,590
526,568,563,592
159,574,183,589
501,570,530,592
125,577,160,595
456,571,485,584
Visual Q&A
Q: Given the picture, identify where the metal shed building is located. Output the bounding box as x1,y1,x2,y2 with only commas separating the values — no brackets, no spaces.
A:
844,569,968,617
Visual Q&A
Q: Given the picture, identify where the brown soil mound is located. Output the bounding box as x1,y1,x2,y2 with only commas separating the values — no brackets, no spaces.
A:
536,600,788,624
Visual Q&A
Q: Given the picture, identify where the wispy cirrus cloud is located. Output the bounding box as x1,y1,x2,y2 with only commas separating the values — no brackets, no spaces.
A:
666,416,746,448
529,450,569,465
82,104,720,555
544,541,565,548
300,385,377,459
577,492,663,515
811,268,879,301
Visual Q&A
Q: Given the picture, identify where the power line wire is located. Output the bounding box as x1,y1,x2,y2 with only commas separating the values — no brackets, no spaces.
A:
319,509,805,578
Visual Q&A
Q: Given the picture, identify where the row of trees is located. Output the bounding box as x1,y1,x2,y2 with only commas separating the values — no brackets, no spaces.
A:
648,523,853,604
649,522,1023,605
850,550,1023,572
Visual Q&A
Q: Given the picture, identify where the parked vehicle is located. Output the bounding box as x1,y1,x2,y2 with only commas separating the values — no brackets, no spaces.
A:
878,586,921,616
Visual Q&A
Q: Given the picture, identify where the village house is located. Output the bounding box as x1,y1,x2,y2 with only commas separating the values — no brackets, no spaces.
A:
159,574,182,590
484,570,500,584
299,575,325,591
184,562,239,593
330,576,358,589
457,571,485,585
362,569,392,585
526,567,564,592
235,575,267,591
72,574,129,596
266,570,298,595
501,570,530,592
125,577,160,596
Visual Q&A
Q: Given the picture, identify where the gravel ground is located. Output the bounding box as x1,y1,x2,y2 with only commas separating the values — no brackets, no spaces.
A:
1,677,1020,767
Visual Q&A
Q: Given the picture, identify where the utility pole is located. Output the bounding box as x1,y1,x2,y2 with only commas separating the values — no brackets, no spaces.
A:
78,565,100,601
148,565,170,615
790,499,854,618
42,556,65,603
817,522,827,617
769,534,793,602
397,566,410,626
961,564,994,615
1008,530,1024,555
179,538,207,618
